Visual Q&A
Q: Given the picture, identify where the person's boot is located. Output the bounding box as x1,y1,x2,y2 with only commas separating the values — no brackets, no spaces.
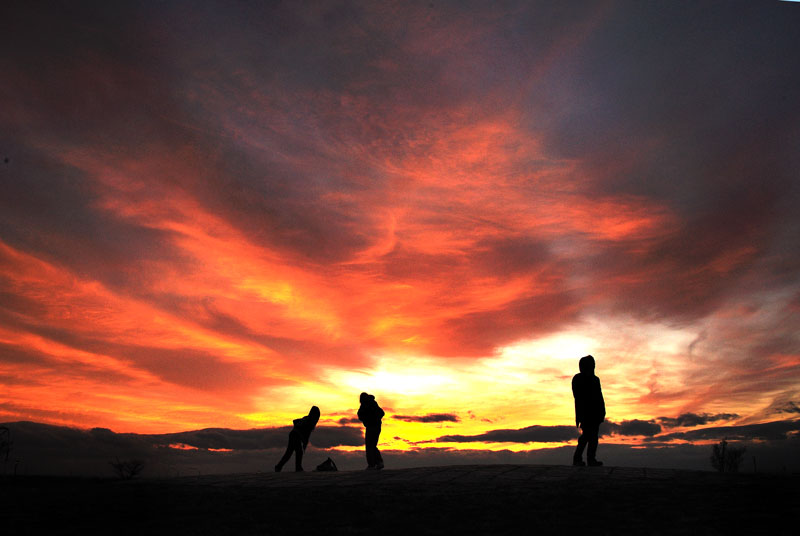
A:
588,459,603,467
573,455,585,466
274,464,282,472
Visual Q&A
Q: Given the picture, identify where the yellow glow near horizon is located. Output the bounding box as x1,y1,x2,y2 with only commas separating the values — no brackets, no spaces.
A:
236,315,713,452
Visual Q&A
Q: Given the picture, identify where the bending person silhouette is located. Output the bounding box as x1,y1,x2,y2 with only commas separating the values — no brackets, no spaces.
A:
275,406,320,472
357,392,385,470
572,355,605,467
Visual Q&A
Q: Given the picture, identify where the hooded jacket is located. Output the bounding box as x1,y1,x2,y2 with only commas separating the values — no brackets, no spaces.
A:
357,394,385,428
572,355,605,426
292,406,320,449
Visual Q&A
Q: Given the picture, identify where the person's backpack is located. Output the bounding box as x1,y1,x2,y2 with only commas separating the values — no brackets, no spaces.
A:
315,457,338,472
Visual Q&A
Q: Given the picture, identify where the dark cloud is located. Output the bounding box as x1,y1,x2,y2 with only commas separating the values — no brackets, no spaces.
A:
533,1,800,323
774,402,800,415
647,419,800,443
392,414,460,423
436,420,665,444
338,417,362,425
156,426,363,450
658,413,740,429
437,425,577,444
10,421,363,453
602,420,661,437
0,1,375,274
0,144,185,289
470,237,559,278
539,1,800,188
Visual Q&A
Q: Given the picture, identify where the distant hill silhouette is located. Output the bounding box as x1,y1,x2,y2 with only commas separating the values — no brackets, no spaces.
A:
2,420,800,477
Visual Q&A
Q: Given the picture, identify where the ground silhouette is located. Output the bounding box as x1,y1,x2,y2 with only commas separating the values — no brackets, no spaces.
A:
2,464,797,535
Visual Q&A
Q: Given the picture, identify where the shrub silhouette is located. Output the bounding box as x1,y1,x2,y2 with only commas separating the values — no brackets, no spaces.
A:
110,457,145,480
710,439,746,473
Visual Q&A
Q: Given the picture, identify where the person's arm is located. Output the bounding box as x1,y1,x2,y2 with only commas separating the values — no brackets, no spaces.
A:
299,418,311,450
598,378,606,422
572,376,581,427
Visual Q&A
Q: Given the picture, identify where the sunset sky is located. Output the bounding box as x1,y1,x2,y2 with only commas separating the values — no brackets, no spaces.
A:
1,1,799,465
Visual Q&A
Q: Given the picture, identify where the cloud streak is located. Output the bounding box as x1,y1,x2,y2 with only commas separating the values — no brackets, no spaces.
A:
393,414,460,423
647,420,800,443
434,419,664,444
657,413,740,429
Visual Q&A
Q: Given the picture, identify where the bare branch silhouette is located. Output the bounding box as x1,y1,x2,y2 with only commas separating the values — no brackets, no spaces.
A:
710,439,746,473
110,457,145,480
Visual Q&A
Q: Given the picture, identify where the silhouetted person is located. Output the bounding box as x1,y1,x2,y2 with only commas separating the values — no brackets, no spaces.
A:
275,406,320,472
572,355,605,466
357,392,385,470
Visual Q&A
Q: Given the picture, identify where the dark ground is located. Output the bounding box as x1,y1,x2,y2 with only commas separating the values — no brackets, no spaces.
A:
2,464,797,535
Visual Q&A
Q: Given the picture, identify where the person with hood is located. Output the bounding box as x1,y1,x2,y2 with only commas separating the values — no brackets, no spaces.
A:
357,392,385,470
275,406,320,472
572,355,605,466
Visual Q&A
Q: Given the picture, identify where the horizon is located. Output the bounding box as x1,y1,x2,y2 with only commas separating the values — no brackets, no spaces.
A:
4,418,800,476
1,1,799,471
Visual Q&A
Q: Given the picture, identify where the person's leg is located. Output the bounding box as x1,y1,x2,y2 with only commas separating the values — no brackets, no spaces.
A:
365,426,378,468
373,424,383,468
586,422,601,465
276,431,297,471
294,439,304,471
574,426,587,465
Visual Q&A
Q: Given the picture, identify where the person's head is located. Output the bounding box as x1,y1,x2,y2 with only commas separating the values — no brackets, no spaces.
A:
579,355,595,374
360,392,373,404
308,406,320,424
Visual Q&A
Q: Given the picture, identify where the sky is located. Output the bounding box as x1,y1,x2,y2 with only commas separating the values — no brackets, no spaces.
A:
1,1,800,472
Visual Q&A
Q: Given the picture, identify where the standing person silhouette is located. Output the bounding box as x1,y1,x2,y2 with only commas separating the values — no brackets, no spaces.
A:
572,355,605,467
357,392,385,470
275,406,320,472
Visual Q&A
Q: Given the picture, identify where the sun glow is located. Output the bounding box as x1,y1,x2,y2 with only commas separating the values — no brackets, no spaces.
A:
328,361,458,397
